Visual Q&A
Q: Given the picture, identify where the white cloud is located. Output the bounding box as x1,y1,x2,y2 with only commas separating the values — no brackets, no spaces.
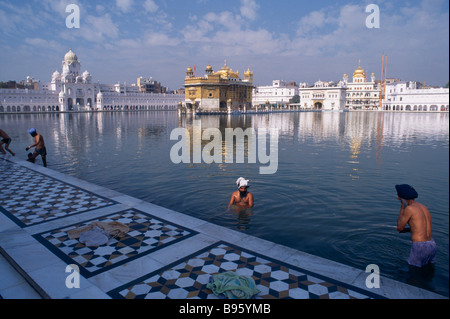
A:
182,20,213,42
204,11,243,31
96,5,105,13
287,1,449,84
146,33,180,46
181,1,286,58
40,0,77,17
240,0,259,21
79,14,119,42
24,38,64,51
297,10,327,36
116,0,134,13
0,2,55,35
144,0,159,13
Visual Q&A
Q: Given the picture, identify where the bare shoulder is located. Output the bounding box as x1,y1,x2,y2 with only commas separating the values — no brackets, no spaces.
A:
409,202,430,217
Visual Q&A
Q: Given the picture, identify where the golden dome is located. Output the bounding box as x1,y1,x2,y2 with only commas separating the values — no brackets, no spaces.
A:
215,61,239,79
353,60,365,78
187,66,193,72
206,64,213,71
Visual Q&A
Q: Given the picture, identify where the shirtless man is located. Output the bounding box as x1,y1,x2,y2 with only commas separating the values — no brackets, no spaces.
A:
26,128,47,167
396,184,436,268
227,177,254,211
0,129,15,156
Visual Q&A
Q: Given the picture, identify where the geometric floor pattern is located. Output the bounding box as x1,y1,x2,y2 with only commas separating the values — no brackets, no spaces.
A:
0,160,115,227
0,159,391,299
33,209,198,277
108,241,386,299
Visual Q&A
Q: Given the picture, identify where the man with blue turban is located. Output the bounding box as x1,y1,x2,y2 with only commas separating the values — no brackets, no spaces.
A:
26,128,47,167
395,184,436,268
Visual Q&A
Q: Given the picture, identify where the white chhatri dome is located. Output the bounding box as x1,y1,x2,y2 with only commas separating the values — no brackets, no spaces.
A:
64,49,78,63
52,70,61,80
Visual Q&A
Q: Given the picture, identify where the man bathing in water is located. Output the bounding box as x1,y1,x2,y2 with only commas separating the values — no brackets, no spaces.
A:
26,128,47,167
0,129,15,156
396,184,436,268
227,177,254,211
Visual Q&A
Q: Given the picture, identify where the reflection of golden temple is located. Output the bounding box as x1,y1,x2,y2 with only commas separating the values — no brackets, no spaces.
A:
349,137,362,160
376,112,384,164
182,61,254,113
349,137,362,180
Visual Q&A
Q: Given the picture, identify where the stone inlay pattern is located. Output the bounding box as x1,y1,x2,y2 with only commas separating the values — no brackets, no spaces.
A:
0,160,115,227
33,209,197,277
108,242,386,299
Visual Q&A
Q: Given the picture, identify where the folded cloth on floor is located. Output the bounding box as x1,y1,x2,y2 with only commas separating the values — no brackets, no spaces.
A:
79,226,109,247
206,271,260,299
67,221,130,241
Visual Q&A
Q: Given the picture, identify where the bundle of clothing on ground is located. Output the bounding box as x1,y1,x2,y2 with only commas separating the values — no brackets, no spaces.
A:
207,271,260,299
66,221,129,247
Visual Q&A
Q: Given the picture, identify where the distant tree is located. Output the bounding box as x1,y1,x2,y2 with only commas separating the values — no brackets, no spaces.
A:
445,82,449,88
289,95,300,104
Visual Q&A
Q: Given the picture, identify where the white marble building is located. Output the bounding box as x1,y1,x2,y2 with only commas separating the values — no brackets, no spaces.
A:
252,80,299,106
0,49,183,113
298,80,347,111
344,61,381,110
382,81,449,112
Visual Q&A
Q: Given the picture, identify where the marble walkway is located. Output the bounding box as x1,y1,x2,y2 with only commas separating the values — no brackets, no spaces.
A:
0,156,445,299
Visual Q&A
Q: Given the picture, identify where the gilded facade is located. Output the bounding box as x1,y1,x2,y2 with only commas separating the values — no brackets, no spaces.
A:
183,62,254,112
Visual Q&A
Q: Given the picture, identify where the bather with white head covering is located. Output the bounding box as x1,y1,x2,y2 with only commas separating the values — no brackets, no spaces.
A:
236,177,250,189
227,177,254,211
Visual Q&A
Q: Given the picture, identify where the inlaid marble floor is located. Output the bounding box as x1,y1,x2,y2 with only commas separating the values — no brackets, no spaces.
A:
33,209,197,278
1,158,443,299
0,160,115,227
108,241,385,299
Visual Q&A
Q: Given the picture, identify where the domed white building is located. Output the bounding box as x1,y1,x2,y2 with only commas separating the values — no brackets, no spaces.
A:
48,49,96,111
344,60,380,110
0,49,183,113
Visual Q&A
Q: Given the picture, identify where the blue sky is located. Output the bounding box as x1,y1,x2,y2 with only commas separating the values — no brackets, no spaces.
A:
0,0,448,90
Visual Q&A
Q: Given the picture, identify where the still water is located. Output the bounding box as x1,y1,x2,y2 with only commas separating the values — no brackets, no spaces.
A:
1,111,448,297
